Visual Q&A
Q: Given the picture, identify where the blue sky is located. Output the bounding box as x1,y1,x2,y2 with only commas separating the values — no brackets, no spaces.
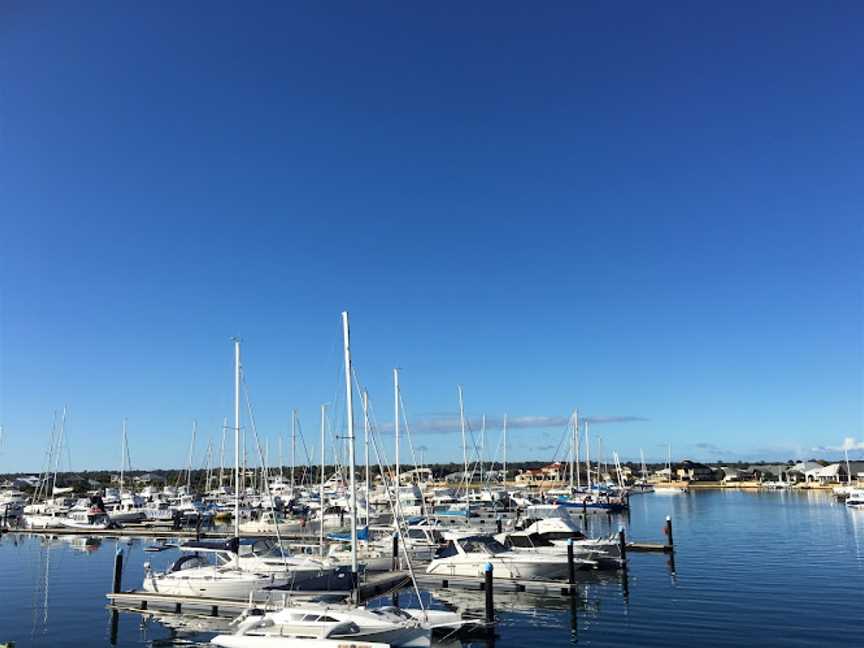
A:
1,2,861,473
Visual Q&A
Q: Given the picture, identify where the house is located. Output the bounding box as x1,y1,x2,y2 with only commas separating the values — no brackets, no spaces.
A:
806,461,864,484
719,467,749,482
12,476,40,489
675,460,720,482
515,462,565,484
134,473,166,485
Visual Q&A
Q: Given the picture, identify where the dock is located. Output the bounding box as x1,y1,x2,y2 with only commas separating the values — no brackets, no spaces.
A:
107,571,410,615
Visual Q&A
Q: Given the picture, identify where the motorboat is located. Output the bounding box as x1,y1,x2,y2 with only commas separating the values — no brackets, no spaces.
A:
59,500,114,530
142,538,354,598
846,488,864,508
426,534,571,580
210,602,433,648
239,510,307,535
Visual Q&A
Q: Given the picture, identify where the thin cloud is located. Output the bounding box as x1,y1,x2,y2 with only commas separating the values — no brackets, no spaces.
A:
376,414,647,435
812,437,864,453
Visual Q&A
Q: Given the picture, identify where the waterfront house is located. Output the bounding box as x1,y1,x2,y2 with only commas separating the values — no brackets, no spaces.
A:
675,460,720,482
515,461,565,484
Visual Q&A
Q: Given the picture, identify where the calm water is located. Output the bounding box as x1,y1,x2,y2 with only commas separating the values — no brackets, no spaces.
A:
1,490,863,647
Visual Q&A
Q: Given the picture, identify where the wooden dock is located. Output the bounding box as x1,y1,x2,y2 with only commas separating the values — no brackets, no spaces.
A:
107,571,410,615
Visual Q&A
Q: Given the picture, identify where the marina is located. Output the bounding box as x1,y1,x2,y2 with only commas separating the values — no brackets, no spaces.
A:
2,489,863,647
2,3,861,647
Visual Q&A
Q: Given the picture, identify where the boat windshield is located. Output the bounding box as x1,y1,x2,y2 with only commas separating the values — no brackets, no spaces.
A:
458,537,508,555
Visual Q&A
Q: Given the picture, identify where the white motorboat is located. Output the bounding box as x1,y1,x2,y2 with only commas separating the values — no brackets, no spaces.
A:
846,489,864,508
426,534,571,580
59,501,114,530
211,603,432,648
239,510,306,535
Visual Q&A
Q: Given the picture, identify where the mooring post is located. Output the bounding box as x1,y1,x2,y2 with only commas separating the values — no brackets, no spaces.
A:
618,527,627,562
112,548,124,594
484,562,495,625
392,533,399,571
496,517,502,534
566,539,576,592
665,515,674,549
174,602,182,614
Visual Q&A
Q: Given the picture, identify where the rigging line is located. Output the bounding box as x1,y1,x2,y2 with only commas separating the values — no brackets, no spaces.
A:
241,371,290,567
398,390,420,471
366,411,427,616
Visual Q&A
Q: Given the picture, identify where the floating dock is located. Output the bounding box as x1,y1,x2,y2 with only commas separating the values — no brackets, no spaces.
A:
107,571,410,614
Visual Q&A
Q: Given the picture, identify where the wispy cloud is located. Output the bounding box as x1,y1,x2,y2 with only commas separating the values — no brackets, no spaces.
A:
376,414,647,435
812,437,864,453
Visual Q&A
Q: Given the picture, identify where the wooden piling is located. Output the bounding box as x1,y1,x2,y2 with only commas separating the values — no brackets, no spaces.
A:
484,563,494,625
618,527,627,561
665,516,674,549
566,540,576,590
112,550,124,594
392,534,399,571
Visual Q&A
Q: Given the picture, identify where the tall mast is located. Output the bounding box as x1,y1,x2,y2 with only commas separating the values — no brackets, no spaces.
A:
187,420,197,492
394,368,400,491
569,411,575,492
291,409,297,491
480,414,486,484
502,413,508,488
120,418,127,494
319,403,326,556
363,389,370,527
233,338,241,539
53,406,67,496
278,431,283,481
341,311,358,594
458,385,467,482
219,417,227,488
574,409,581,490
584,418,591,490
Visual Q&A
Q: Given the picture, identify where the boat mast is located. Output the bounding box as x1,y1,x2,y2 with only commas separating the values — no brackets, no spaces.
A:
319,403,326,556
502,413,508,488
233,338,241,539
341,311,358,596
458,385,467,485
575,410,581,490
480,414,486,484
120,418,127,494
363,389,370,527
584,418,591,490
291,409,297,491
187,420,197,492
219,417,227,489
569,410,576,492
394,368,400,492
845,447,852,485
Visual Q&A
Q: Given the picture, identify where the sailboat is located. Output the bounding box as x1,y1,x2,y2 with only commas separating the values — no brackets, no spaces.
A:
630,449,654,494
211,312,438,648
654,444,688,494
143,339,348,599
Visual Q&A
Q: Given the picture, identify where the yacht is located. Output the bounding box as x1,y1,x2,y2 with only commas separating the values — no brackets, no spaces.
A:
59,499,114,530
426,534,571,580
210,602,433,647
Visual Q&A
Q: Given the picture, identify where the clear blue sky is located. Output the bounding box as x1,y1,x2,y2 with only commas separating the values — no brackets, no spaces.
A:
1,2,861,473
